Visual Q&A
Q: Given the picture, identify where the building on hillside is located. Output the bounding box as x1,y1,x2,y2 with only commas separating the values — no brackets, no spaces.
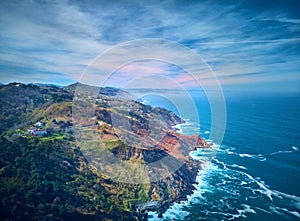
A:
35,121,45,128
27,127,37,133
32,130,47,136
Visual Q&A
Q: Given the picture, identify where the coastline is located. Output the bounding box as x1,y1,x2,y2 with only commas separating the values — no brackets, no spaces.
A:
171,120,192,134
149,144,219,220
148,120,219,220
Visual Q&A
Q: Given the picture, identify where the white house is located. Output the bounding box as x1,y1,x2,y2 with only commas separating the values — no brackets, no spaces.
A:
27,127,37,133
33,130,47,136
35,121,45,127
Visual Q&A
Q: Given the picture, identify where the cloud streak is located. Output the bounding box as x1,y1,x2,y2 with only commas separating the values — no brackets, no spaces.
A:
0,0,299,92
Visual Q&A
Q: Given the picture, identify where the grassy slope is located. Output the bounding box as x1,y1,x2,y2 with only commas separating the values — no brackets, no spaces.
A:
0,83,204,220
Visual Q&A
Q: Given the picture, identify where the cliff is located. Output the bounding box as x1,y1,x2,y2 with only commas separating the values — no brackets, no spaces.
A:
0,82,208,220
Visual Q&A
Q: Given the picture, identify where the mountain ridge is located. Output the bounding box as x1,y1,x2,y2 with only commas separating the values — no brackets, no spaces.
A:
0,82,208,220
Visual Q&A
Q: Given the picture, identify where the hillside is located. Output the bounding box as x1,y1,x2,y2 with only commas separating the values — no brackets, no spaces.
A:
0,83,208,221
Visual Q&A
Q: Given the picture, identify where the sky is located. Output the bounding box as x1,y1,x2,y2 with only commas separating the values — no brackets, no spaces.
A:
0,0,299,93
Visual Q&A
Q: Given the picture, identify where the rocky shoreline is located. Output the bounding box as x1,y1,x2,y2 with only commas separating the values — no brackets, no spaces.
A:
69,83,211,220
0,82,209,221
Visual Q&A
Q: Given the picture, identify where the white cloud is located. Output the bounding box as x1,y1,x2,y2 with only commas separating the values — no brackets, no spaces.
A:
0,0,299,91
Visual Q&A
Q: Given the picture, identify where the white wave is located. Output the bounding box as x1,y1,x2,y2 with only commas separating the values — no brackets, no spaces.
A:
272,189,300,203
189,141,219,161
269,146,298,155
204,130,210,134
150,141,300,220
241,204,256,214
189,152,203,161
270,206,300,219
148,210,188,221
226,150,235,155
213,158,227,169
173,119,197,134
269,206,285,216
210,143,220,149
239,153,253,158
279,207,300,218
148,203,190,220
228,204,256,220
254,206,272,214
233,146,300,160
236,169,300,205
160,203,191,220
223,144,299,161
240,171,274,201
229,164,247,170
148,161,218,221
269,150,293,155
237,153,266,161
241,181,247,185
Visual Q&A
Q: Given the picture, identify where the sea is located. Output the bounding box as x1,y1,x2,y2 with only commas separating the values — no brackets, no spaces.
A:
138,90,300,221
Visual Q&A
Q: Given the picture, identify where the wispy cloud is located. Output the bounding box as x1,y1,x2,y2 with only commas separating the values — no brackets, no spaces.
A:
0,0,111,84
0,0,299,92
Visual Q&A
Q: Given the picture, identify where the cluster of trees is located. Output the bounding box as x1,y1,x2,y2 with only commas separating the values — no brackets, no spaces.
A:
0,83,193,220
0,83,73,136
0,136,136,220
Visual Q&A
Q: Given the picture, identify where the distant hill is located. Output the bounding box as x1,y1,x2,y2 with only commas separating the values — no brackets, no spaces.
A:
33,83,63,88
0,82,73,135
63,82,134,99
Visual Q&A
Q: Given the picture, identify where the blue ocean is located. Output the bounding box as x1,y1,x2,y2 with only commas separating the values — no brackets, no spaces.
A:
141,91,300,221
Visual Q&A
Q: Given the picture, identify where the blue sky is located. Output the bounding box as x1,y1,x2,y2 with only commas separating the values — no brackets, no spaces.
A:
0,0,299,93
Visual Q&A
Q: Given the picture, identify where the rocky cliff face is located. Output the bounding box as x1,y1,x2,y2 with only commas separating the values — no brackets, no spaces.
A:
0,83,208,220
77,87,209,217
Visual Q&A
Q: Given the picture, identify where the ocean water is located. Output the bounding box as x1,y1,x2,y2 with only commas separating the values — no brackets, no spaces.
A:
141,91,300,221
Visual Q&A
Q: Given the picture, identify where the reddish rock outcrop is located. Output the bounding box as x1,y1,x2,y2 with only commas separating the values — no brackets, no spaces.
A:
157,131,208,161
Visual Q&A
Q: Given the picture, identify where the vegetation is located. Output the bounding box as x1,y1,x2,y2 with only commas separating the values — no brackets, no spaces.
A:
0,136,147,220
0,82,204,220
